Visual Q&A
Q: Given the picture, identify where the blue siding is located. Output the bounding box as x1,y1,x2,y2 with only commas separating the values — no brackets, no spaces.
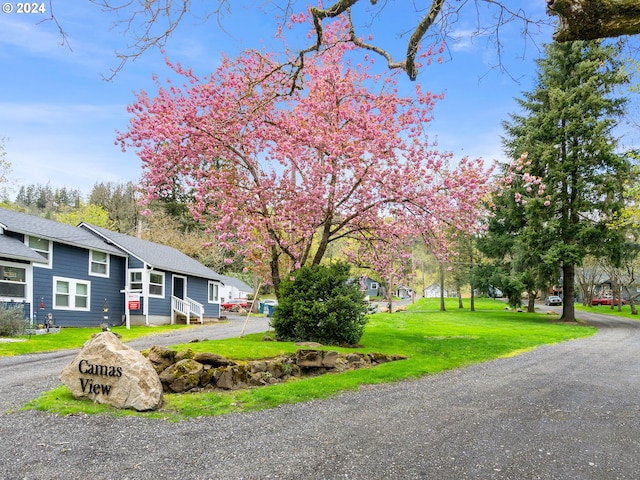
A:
147,283,170,317
188,276,220,318
128,257,145,269
33,243,126,327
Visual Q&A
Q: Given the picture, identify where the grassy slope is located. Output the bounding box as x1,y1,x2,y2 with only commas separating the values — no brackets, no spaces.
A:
21,298,595,420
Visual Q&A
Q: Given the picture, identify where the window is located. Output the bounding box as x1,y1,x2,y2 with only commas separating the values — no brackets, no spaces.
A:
53,277,90,311
28,236,52,267
90,250,109,277
370,282,379,290
208,281,219,303
129,271,143,292
149,272,164,297
0,265,26,298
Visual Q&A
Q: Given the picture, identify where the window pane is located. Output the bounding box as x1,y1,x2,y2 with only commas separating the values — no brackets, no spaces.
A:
29,237,49,251
56,294,69,307
149,284,162,295
0,283,25,297
91,263,107,274
75,283,88,296
92,251,107,262
150,273,163,284
56,281,69,294
75,296,87,308
1,266,26,282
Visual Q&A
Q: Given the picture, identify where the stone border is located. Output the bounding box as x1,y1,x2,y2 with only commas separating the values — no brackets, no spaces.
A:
143,345,407,394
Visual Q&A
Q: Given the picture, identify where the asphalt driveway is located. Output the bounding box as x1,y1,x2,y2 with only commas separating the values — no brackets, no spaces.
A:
1,310,639,479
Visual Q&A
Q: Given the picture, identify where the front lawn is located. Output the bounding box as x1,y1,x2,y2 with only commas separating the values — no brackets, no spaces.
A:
0,324,199,356
575,302,640,319
23,298,595,420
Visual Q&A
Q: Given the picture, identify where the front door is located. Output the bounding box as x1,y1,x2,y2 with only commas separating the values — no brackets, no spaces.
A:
173,275,186,300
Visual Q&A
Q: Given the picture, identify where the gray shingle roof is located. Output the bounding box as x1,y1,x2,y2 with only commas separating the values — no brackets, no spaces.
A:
218,274,253,293
0,234,47,263
0,208,124,256
80,223,222,281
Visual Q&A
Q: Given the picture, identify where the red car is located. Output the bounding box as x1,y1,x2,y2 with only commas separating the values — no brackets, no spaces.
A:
220,299,250,311
591,296,626,306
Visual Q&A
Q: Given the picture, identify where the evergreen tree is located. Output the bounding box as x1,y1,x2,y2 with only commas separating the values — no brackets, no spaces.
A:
501,40,632,321
89,181,140,233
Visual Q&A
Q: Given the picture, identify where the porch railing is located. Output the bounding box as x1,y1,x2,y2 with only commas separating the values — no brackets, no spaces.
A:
171,296,204,325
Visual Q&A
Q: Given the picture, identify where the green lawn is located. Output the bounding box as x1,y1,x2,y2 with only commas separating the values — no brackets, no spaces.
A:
575,302,640,319
20,298,596,420
0,324,199,356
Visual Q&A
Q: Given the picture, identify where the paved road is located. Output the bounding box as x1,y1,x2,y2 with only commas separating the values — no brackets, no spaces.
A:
1,310,639,479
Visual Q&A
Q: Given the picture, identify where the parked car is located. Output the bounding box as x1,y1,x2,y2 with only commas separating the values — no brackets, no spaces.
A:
220,299,250,311
591,296,626,306
544,295,562,306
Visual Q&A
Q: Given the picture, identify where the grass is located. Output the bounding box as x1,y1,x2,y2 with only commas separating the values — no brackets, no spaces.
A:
575,302,640,320
0,324,200,356
20,298,596,420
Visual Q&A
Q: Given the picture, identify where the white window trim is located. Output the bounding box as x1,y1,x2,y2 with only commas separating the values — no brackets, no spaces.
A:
148,271,165,298
370,282,379,290
89,250,110,278
208,281,220,303
0,260,31,302
27,236,52,269
128,269,144,292
53,276,91,311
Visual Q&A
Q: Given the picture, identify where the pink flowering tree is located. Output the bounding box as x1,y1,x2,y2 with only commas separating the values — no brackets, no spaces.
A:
118,20,494,297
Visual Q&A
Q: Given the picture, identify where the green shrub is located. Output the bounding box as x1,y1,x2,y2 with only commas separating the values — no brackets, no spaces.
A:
0,304,27,337
271,262,369,346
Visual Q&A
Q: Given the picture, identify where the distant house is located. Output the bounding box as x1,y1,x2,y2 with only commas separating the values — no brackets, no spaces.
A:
423,283,448,298
0,207,231,327
357,276,382,298
394,285,413,299
218,274,253,302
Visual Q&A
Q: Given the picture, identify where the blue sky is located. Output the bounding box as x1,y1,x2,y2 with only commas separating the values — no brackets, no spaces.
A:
0,1,637,199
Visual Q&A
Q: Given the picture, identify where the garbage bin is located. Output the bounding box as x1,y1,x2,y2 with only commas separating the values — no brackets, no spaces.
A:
259,302,265,314
266,304,275,317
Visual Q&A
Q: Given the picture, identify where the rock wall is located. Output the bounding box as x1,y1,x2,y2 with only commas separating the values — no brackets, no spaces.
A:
143,344,407,394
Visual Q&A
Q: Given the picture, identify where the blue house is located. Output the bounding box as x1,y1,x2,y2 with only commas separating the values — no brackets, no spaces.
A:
356,275,382,298
0,208,224,327
79,223,223,326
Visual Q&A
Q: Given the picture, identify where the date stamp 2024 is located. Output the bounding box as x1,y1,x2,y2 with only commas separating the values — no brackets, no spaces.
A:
2,2,46,14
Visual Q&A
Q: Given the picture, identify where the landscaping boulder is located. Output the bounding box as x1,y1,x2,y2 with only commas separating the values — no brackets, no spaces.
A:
147,345,178,374
60,332,163,411
159,359,204,393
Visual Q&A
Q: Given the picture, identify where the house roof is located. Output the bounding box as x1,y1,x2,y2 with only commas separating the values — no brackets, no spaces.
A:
0,208,124,256
218,274,253,293
0,234,47,263
80,223,223,281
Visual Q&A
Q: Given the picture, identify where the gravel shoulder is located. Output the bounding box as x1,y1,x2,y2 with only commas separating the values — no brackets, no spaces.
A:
1,311,639,479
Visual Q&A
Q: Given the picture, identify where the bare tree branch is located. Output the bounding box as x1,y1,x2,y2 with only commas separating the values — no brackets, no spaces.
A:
69,1,551,81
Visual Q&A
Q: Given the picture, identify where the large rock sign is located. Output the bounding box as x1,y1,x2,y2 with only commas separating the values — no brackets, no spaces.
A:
60,332,163,411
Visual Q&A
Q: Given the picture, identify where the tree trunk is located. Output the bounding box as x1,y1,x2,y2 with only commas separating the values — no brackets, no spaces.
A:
561,263,576,322
470,285,475,312
549,0,640,42
439,263,446,312
527,291,536,313
624,285,638,315
271,245,282,300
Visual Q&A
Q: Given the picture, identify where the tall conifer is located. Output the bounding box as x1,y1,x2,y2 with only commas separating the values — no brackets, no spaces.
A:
501,40,631,321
